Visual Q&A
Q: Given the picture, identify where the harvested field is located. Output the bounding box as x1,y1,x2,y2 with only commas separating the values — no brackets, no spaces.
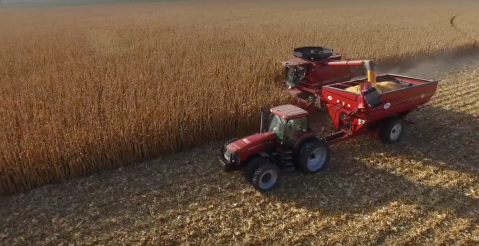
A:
2,0,479,195
1,60,479,245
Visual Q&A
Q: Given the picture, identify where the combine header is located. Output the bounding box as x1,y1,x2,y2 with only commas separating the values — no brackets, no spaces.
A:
219,47,439,192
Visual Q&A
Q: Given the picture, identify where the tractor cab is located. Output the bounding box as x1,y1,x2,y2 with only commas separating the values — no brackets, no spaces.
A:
262,105,310,147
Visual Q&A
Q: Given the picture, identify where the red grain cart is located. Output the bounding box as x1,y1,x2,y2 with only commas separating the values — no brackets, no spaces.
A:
219,66,438,192
321,73,438,144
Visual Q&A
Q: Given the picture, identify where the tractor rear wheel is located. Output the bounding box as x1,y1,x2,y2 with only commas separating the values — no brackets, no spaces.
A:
298,138,331,174
380,118,403,144
249,161,282,193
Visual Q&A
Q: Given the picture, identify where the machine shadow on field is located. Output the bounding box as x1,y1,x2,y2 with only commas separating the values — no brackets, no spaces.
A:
263,105,479,218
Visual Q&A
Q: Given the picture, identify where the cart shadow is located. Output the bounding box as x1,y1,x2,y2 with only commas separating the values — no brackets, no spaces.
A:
314,104,479,175
264,104,479,218
387,104,479,175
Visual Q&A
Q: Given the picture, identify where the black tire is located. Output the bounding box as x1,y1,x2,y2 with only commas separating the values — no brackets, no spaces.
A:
379,118,403,144
250,162,282,193
298,138,331,174
221,138,239,155
243,157,267,182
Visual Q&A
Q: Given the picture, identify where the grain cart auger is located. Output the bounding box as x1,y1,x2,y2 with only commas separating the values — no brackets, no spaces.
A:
219,56,438,192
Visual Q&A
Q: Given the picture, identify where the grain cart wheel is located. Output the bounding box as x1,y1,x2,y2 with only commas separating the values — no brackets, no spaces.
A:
298,138,331,174
249,161,282,193
380,118,403,144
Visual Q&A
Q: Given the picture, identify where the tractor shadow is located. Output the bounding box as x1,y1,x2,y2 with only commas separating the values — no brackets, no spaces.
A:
264,105,479,218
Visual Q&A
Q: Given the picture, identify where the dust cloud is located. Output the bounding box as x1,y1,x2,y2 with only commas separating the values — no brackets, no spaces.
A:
376,47,479,80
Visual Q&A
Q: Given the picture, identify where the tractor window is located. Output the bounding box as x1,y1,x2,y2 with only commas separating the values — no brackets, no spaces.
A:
284,118,304,145
268,115,286,138
301,117,309,132
268,115,308,144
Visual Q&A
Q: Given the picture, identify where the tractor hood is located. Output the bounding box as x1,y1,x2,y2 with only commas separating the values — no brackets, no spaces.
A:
227,132,275,152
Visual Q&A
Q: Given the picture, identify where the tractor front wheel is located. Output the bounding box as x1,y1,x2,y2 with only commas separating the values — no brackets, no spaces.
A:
248,161,282,193
243,157,266,182
298,138,331,174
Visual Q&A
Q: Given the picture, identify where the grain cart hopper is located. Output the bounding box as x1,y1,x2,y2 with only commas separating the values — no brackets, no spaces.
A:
219,60,438,192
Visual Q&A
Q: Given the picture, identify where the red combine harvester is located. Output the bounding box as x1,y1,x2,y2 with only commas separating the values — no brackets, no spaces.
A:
282,46,370,112
219,47,438,192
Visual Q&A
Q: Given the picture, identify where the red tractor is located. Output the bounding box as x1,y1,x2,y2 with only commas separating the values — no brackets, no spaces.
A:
219,47,439,192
